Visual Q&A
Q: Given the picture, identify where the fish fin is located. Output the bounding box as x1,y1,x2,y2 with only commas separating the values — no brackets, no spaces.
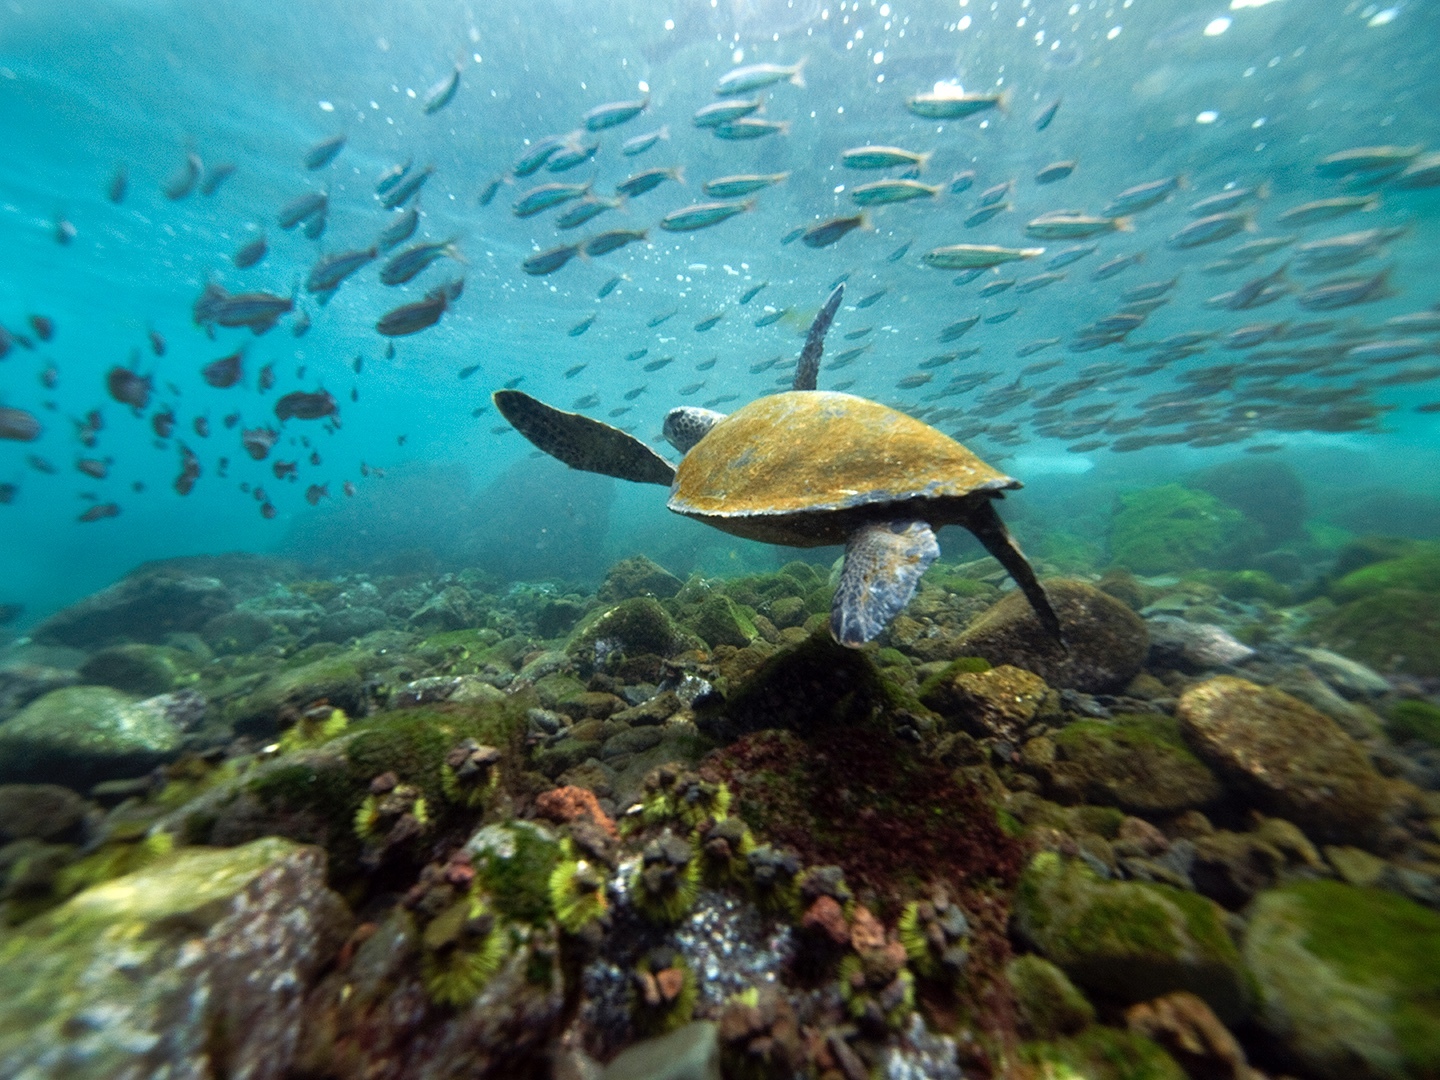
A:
493,390,675,487
830,521,939,647
917,150,934,173
789,58,808,89
1177,173,1190,189
778,120,792,135
858,211,873,231
995,89,1011,115
1255,181,1272,201
672,165,687,185
657,124,670,141
1112,216,1134,232
1363,194,1382,212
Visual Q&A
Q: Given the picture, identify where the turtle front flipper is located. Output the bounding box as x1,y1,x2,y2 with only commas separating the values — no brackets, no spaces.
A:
831,520,940,647
493,389,676,486
964,498,1065,645
793,283,845,392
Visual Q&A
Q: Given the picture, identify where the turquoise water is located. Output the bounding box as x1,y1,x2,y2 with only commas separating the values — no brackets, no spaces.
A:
2,0,1438,621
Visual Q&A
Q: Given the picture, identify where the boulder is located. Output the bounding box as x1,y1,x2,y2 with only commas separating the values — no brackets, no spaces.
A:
1012,852,1249,1023
1008,954,1096,1038
314,605,392,643
0,783,89,843
0,838,351,1080
684,595,758,649
0,664,79,720
601,1021,720,1080
1044,714,1224,815
1244,880,1440,1080
77,643,186,696
920,663,1058,742
1146,617,1256,673
408,586,477,633
0,686,184,786
1177,677,1390,844
566,598,704,673
226,649,373,736
598,555,684,602
31,564,235,647
952,580,1149,694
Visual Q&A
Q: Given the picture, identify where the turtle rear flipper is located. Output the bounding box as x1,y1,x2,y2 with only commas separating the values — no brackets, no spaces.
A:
493,389,675,486
793,283,845,392
965,497,1065,645
831,520,940,647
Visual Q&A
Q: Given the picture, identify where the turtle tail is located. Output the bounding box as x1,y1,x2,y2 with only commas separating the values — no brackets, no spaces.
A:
792,283,845,392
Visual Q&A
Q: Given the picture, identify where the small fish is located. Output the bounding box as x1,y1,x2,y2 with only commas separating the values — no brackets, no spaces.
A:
308,247,378,293
948,171,977,195
739,282,768,304
694,99,766,129
965,204,1009,227
305,484,328,506
1034,98,1061,131
617,166,684,198
378,204,421,251
661,200,754,232
978,180,1013,207
28,454,56,473
1167,212,1253,249
598,275,625,299
754,307,788,327
107,164,128,204
905,89,1007,119
1026,213,1131,240
545,139,599,172
78,502,121,522
376,160,413,196
0,406,42,442
1016,272,1065,293
564,363,588,379
193,416,210,438
678,381,706,396
512,137,563,177
375,278,464,336
897,373,933,389
979,278,1015,297
918,352,958,369
644,356,675,371
626,349,650,362
841,146,932,170
380,164,434,210
151,407,175,439
1296,268,1393,311
714,60,806,95
802,214,868,248
1047,243,1098,269
856,289,887,309
1017,337,1061,357
924,244,1044,270
459,364,481,379
583,229,648,257
695,357,718,371
713,118,789,140
28,314,54,342
522,244,581,276
985,307,1018,324
198,160,236,195
304,133,346,169
569,313,598,336
887,241,912,263
54,215,76,245
202,349,244,388
1190,185,1269,215
1315,145,1423,178
695,311,726,332
622,125,670,156
1105,176,1184,215
275,389,339,422
1035,161,1076,184
503,376,525,389
623,385,648,400
939,316,981,342
648,309,678,328
1276,194,1381,227
478,176,503,206
585,94,649,131
380,239,460,286
302,210,327,240
164,151,202,200
951,268,987,285
850,179,940,206
344,481,357,496
780,226,806,245
556,196,623,230
233,234,268,268
278,190,328,230
107,367,152,410
422,64,461,114
37,361,57,389
845,327,874,340
1091,252,1145,281
703,172,789,198
513,180,591,218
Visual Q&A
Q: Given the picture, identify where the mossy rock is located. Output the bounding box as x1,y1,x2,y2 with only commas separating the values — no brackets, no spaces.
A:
1244,880,1440,1080
779,560,824,591
1108,484,1261,576
466,820,561,927
684,595,758,649
1311,589,1440,678
0,686,183,787
1008,953,1096,1038
78,644,192,696
1012,852,1249,1023
566,598,704,673
1020,1026,1187,1080
1045,714,1224,815
1387,699,1440,749
1194,569,1292,606
597,555,684,602
225,649,375,736
1330,547,1440,602
919,663,1057,743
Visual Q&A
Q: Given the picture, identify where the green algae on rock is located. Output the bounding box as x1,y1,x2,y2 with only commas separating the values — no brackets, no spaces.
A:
950,579,1149,694
0,837,350,1080
1177,676,1390,844
1012,852,1249,1023
1311,589,1440,678
685,594,760,649
225,647,376,735
1386,699,1440,748
920,662,1058,742
1044,714,1225,815
78,642,192,696
598,554,684,602
1020,1025,1188,1080
1007,953,1096,1038
1329,544,1440,602
1108,484,1261,576
566,597,705,674
0,685,183,786
1244,880,1440,1080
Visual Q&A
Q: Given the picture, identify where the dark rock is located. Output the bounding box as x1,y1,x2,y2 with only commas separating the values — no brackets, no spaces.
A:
602,726,663,760
200,609,279,654
408,586,476,633
566,598,704,674
315,605,392,643
0,686,184,786
1177,676,1390,844
535,596,587,638
77,643,187,696
0,664,79,720
598,555,684,602
32,563,237,647
1146,617,1256,673
1042,714,1225,815
685,595,758,649
1125,991,1254,1080
952,579,1149,694
1191,458,1307,548
612,691,682,728
0,838,351,1079
1189,818,1324,909
226,650,374,736
0,783,89,842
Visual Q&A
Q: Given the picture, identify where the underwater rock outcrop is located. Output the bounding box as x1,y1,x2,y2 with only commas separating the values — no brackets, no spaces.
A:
0,685,187,786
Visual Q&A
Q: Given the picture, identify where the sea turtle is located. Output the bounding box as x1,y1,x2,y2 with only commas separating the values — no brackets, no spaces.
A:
494,284,1061,647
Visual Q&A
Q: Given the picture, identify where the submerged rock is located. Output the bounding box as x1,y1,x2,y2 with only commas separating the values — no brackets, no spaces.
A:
1244,880,1440,1080
1012,851,1249,1023
920,663,1058,742
0,783,89,843
1043,714,1224,815
1177,676,1390,844
598,555,684,602
1007,954,1096,1038
227,649,375,735
0,686,184,786
77,642,187,696
601,1020,720,1080
952,579,1149,694
31,562,236,647
1146,616,1256,673
0,837,350,1080
566,598,704,674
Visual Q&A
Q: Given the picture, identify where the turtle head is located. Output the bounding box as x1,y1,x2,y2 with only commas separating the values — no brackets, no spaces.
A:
662,406,726,454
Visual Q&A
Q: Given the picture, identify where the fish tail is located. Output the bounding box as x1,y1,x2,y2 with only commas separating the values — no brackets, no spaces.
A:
789,58,808,89
1176,173,1190,189
1112,216,1134,232
995,89,1012,115
742,198,758,215
446,242,469,265
858,211,873,231
672,165,687,185
1363,193,1382,211
1243,213,1259,233
1256,180,1272,201
657,124,670,141
917,150,934,173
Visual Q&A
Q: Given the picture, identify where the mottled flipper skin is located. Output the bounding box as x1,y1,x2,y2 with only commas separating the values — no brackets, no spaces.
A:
965,498,1064,644
493,389,676,486
662,407,726,454
831,520,940,646
792,283,846,391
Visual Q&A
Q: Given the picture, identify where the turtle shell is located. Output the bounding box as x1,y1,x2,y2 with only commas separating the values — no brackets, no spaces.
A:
668,391,1018,545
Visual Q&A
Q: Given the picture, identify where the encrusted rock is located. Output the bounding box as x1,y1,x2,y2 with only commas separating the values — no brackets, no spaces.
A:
597,555,684,603
600,1020,720,1080
1007,954,1096,1038
1042,714,1224,815
0,685,185,786
0,783,89,843
77,643,187,696
952,579,1150,694
31,562,235,647
920,663,1058,742
1126,991,1256,1080
1177,676,1390,844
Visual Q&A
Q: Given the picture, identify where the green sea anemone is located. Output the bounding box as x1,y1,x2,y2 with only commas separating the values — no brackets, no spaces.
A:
439,738,502,808
420,892,508,1007
897,891,971,981
694,816,754,886
632,949,698,1035
548,846,608,933
277,705,348,753
641,764,732,828
629,831,701,924
353,779,428,841
745,844,803,916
